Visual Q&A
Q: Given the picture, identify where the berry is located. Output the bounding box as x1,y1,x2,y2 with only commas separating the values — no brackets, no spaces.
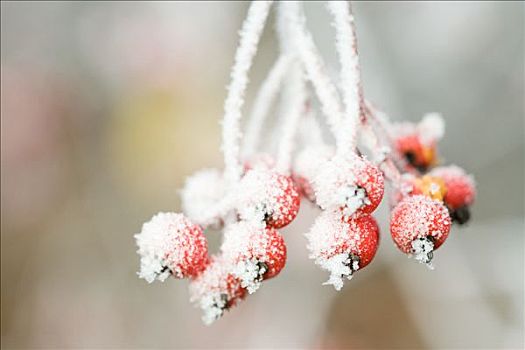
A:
392,113,444,172
430,165,476,209
390,195,451,267
221,222,287,293
411,175,447,202
293,145,334,201
189,256,246,325
313,155,384,218
181,168,226,227
237,169,300,229
430,165,476,225
135,212,209,282
306,211,380,290
395,135,437,172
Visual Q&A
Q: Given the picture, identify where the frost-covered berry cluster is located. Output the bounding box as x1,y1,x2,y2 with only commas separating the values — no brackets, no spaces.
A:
134,1,476,324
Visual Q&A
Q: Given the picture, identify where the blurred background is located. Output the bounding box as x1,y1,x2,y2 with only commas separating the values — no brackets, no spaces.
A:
1,1,524,349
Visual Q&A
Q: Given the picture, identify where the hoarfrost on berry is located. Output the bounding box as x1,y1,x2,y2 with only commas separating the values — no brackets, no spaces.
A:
135,212,209,282
237,169,300,229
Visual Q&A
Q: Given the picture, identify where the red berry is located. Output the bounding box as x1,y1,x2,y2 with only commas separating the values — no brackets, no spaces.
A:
135,212,209,282
395,135,437,172
352,157,385,215
221,222,287,293
430,165,476,210
238,169,300,229
393,113,444,172
306,210,380,290
293,145,334,201
292,172,316,202
189,256,246,325
313,155,384,218
390,195,451,266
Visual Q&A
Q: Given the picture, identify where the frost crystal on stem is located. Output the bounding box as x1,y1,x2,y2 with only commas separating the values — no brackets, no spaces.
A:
222,1,273,184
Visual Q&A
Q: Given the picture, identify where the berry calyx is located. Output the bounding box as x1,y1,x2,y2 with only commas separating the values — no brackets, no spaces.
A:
390,195,451,268
135,212,209,282
237,169,300,229
221,222,287,293
306,211,380,290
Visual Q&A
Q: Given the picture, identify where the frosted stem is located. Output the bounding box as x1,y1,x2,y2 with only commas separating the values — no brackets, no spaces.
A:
363,101,412,174
275,1,307,173
275,62,306,173
222,1,273,185
243,54,294,158
285,1,345,150
327,1,363,155
300,103,325,147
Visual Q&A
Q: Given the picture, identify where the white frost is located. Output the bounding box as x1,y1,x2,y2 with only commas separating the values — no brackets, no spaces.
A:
200,293,227,325
232,259,267,294
410,238,435,270
336,185,371,219
319,253,359,291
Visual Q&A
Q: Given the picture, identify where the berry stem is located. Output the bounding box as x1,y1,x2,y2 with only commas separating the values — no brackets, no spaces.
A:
327,1,363,155
222,1,273,185
285,1,345,150
243,54,294,158
275,1,307,173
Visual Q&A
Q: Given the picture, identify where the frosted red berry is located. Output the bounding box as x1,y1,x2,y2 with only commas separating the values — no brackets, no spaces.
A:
135,212,209,282
238,169,300,229
313,155,384,218
430,165,476,210
390,195,451,258
189,256,246,324
429,165,476,225
395,134,437,172
306,210,380,290
351,157,385,215
221,222,287,293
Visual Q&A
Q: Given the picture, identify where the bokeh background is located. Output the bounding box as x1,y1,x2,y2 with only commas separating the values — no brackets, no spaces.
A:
1,1,524,349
